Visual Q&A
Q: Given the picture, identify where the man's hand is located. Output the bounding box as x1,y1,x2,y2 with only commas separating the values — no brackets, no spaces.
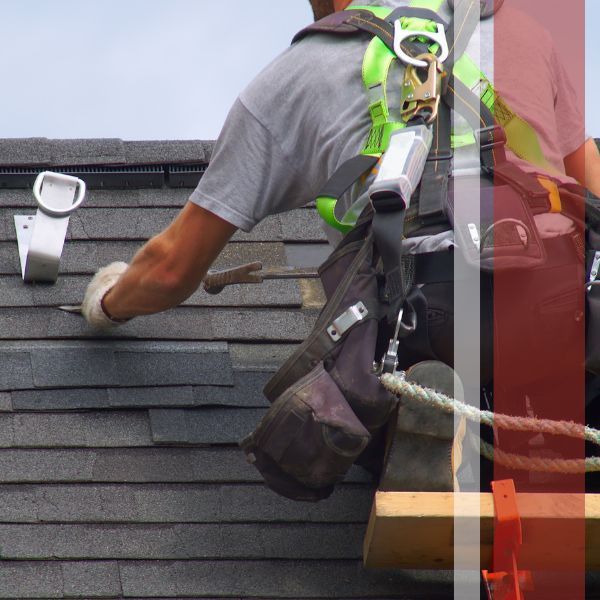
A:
81,262,130,330
82,201,237,329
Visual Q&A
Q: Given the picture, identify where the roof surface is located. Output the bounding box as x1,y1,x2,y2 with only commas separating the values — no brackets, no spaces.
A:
0,138,457,599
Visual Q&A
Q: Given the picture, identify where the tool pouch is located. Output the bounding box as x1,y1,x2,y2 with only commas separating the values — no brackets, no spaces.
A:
240,362,370,501
242,211,397,501
445,176,546,273
438,174,590,386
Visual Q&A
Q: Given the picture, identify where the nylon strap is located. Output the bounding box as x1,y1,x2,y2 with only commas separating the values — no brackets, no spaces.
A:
315,154,380,233
452,56,558,173
373,205,409,311
417,0,479,218
419,100,453,217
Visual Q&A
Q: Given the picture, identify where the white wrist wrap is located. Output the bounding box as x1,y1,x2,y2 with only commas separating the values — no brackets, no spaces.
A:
82,262,129,330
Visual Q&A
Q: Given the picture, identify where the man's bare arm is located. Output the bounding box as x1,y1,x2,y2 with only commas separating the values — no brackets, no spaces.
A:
102,202,237,320
564,138,600,197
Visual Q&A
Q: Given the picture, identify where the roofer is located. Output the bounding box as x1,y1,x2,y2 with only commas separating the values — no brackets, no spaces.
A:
81,0,600,329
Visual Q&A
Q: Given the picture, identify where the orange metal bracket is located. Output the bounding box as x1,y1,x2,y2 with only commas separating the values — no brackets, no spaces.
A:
482,480,534,600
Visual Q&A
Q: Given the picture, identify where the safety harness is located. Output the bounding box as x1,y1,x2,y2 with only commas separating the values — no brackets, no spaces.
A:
293,0,580,372
297,0,560,237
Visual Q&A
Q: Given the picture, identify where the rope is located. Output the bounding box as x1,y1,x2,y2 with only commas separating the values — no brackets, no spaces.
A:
381,372,600,473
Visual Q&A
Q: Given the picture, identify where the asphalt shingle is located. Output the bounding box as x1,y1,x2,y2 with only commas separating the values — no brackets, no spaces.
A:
0,412,152,448
61,561,122,598
0,562,64,599
0,351,34,389
149,408,266,445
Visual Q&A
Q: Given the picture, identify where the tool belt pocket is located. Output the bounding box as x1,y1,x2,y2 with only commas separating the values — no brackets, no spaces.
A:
446,176,546,273
241,362,371,495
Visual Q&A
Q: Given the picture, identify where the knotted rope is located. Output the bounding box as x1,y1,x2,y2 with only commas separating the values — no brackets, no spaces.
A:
381,372,600,474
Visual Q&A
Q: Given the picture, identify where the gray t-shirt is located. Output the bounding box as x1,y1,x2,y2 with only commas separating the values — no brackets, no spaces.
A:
190,0,586,233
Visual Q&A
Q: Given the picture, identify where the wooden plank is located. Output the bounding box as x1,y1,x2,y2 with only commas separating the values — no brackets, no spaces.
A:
364,491,598,570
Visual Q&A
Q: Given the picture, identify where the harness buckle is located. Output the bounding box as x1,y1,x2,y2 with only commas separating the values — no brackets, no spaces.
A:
393,21,449,67
476,125,508,151
401,53,445,124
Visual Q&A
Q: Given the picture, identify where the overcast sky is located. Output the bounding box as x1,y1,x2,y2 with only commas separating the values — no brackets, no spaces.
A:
1,0,598,140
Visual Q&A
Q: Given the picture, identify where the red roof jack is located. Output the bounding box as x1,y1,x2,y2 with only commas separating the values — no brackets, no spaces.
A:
482,480,534,600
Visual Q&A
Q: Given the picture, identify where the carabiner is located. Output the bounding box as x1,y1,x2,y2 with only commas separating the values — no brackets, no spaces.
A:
401,53,445,124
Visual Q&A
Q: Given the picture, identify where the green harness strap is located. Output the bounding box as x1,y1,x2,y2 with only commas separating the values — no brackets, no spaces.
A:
317,1,556,232
357,0,554,165
452,56,556,172
317,2,443,232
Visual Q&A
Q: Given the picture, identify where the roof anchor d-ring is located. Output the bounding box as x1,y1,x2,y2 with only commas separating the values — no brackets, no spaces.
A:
14,171,87,283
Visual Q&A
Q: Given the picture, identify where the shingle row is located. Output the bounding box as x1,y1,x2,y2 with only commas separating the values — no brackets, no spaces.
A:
0,276,303,309
0,341,232,391
0,448,371,484
0,240,288,275
0,307,317,341
0,138,213,167
0,411,153,448
0,559,451,599
0,484,373,523
0,523,364,560
10,377,270,411
0,187,190,209
0,207,326,242
0,408,283,448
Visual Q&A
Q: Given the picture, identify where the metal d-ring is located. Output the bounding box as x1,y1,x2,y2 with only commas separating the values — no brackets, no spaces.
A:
33,171,86,217
393,21,449,68
479,218,531,254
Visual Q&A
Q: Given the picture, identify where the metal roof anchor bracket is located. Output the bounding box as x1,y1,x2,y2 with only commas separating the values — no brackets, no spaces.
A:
14,171,86,283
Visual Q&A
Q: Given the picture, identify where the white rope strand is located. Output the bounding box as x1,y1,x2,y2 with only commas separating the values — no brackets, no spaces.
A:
381,372,600,473
479,439,600,474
